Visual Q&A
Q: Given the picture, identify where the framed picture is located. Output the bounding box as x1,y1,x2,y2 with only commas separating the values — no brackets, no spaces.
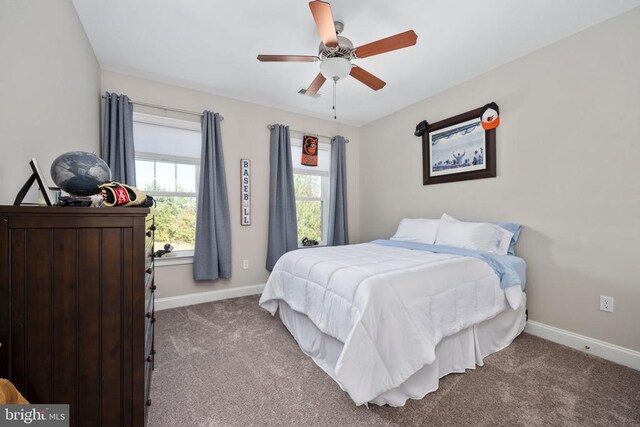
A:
422,106,496,185
13,158,55,206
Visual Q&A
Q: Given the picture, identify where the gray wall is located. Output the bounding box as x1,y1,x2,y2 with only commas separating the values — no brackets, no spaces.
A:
0,0,101,204
101,71,361,299
358,9,640,351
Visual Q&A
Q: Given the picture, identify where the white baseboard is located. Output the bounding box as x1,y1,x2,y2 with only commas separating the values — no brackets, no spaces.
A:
525,320,640,371
155,283,265,311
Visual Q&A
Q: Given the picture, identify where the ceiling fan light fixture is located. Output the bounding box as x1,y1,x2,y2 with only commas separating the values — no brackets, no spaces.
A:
320,57,352,81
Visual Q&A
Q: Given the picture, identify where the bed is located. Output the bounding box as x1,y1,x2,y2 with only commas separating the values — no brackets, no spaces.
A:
259,216,526,407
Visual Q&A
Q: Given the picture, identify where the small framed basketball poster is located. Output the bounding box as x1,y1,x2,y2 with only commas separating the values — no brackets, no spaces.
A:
241,159,251,226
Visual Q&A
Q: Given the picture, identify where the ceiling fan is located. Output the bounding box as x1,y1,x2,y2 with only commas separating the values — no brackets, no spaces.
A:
257,0,418,97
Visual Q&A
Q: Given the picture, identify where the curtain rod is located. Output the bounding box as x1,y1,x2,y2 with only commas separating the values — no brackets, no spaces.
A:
267,125,349,143
101,95,224,121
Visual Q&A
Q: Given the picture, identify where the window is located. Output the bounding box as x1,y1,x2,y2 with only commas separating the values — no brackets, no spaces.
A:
133,113,201,256
291,138,331,246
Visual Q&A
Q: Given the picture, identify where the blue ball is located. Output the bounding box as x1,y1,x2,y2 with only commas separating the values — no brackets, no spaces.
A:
50,151,112,196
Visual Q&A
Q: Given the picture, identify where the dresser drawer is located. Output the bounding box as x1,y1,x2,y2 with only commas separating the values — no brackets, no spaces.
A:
145,216,155,248
145,248,154,272
145,271,155,315
144,359,152,401
144,358,153,426
145,235,154,257
145,289,155,334
145,288,155,322
145,321,156,374
145,218,155,245
145,266,154,292
145,320,154,358
144,321,154,401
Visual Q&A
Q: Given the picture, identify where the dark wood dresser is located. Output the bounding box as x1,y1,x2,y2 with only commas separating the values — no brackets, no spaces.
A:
0,206,156,427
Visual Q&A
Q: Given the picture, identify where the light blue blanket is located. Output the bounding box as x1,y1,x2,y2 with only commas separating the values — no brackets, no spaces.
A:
372,240,526,290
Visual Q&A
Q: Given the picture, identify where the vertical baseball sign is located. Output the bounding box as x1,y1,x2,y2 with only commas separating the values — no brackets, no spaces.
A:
241,159,251,226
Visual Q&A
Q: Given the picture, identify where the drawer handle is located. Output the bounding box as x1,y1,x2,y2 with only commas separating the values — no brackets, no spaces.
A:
146,399,152,407
151,350,156,356
151,317,156,324
150,285,157,291
146,268,153,274
146,312,152,319
146,355,152,363
149,225,156,231
146,230,153,237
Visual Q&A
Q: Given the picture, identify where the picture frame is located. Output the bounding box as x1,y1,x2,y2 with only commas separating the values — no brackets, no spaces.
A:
13,158,55,206
422,106,496,185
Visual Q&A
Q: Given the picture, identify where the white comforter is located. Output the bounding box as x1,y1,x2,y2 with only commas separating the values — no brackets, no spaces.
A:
259,243,523,405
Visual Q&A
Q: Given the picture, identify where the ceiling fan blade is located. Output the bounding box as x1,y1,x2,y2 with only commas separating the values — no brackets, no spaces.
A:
257,55,318,62
309,1,338,48
305,73,327,96
354,30,418,59
350,66,386,91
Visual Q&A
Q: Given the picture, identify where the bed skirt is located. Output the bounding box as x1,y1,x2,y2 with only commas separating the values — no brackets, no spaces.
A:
277,293,527,407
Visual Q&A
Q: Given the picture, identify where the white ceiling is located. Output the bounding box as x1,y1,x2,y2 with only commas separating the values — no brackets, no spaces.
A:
72,0,639,126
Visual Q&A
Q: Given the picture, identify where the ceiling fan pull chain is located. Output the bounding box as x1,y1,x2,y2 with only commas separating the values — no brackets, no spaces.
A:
333,76,337,120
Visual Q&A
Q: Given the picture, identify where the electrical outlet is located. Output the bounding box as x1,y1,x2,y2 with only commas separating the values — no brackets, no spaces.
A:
242,260,249,270
599,295,613,313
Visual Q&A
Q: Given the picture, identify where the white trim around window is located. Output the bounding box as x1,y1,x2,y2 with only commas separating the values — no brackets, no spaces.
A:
133,112,201,259
291,137,331,247
292,168,330,246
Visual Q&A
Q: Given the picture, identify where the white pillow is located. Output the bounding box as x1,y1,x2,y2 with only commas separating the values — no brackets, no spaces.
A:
435,213,513,255
391,218,440,245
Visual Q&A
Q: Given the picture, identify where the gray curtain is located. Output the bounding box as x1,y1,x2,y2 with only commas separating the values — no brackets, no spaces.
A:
328,135,349,246
266,125,298,271
102,92,136,185
193,111,232,281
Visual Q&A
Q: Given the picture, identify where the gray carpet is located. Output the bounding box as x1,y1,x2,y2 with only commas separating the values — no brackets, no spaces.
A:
149,296,640,427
